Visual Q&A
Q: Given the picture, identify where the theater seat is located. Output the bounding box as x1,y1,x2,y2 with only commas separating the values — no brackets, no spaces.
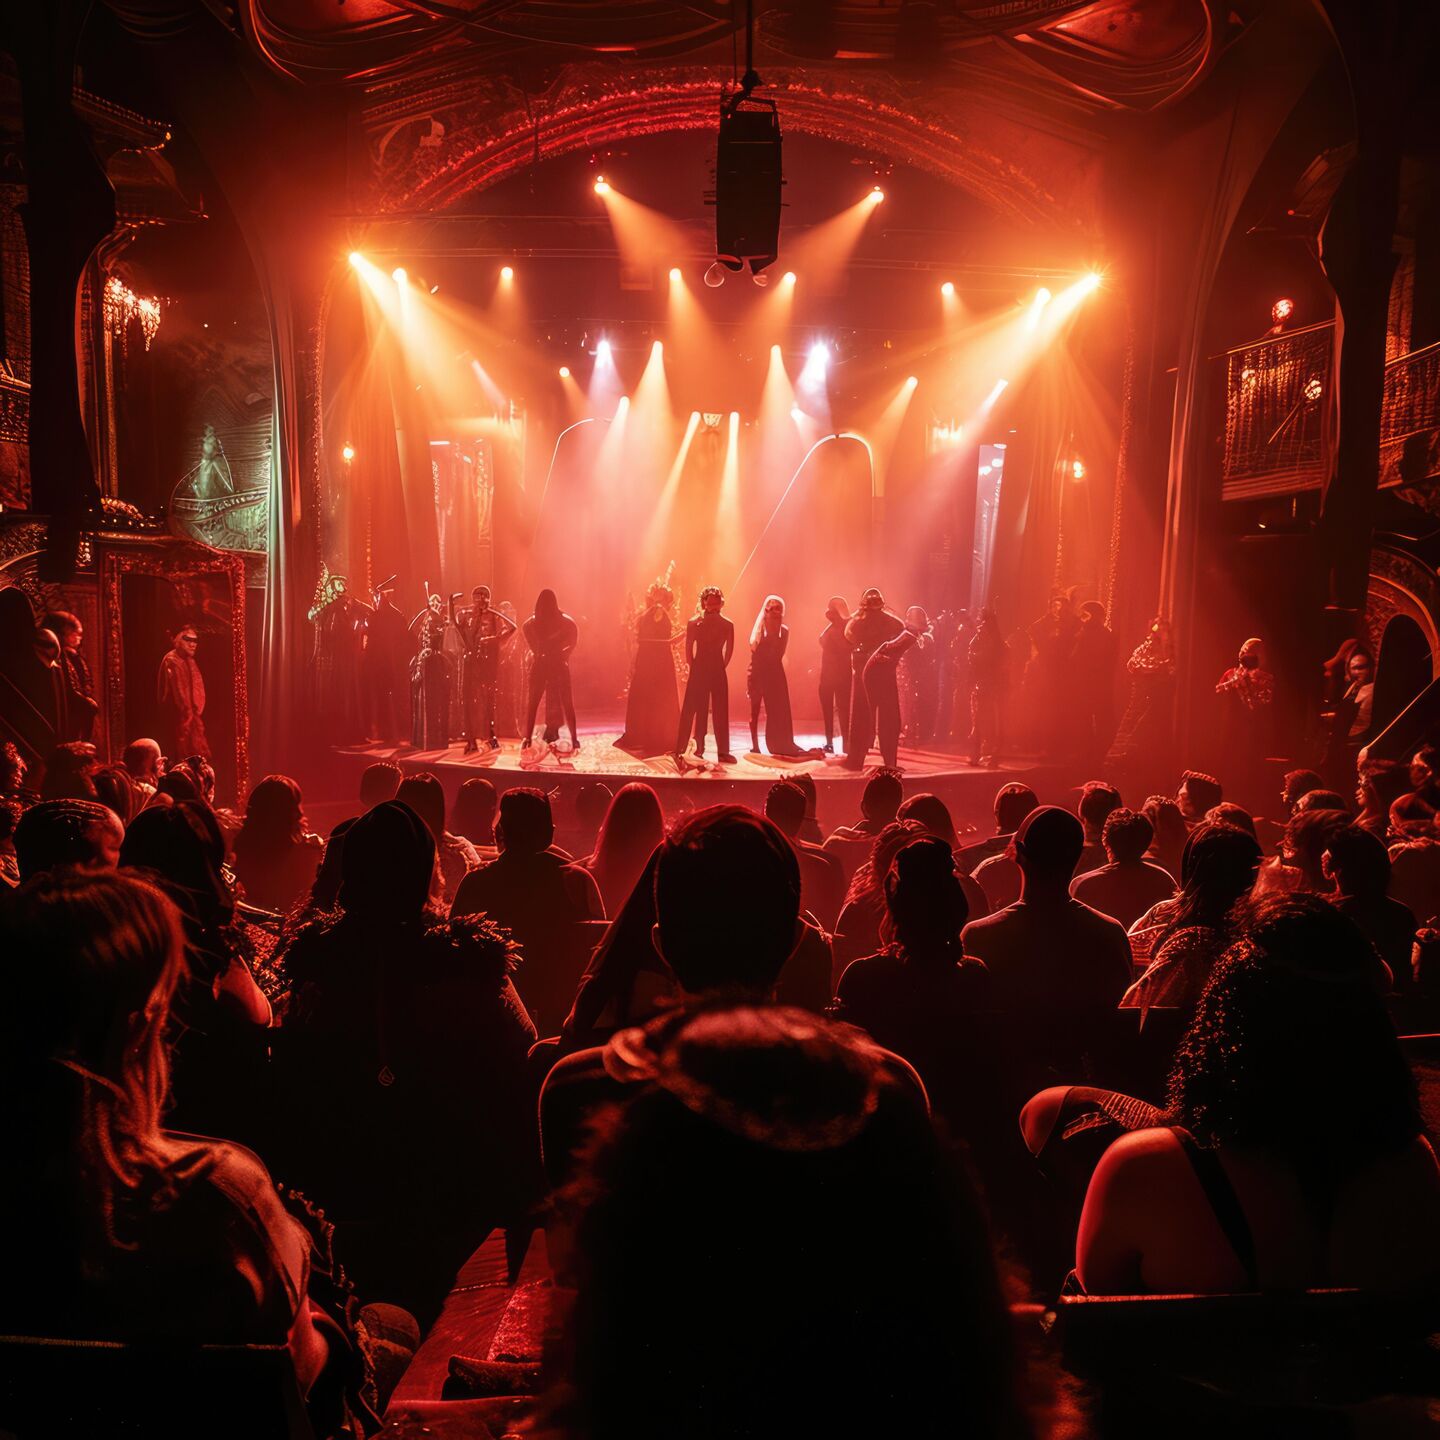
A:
0,1336,314,1439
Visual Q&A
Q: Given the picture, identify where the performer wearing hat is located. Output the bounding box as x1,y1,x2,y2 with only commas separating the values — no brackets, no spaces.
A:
839,588,904,771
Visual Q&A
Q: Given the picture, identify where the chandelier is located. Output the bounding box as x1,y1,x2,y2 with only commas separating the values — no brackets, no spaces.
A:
102,276,163,355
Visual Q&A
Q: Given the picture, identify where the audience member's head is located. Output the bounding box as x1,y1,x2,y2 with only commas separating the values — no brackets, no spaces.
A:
120,802,232,929
235,775,305,854
15,799,124,883
338,800,436,922
121,739,162,785
654,806,800,994
1143,795,1187,861
859,770,904,825
1357,758,1409,824
896,792,960,850
452,777,498,844
1321,824,1392,902
1077,781,1122,839
179,755,216,805
40,743,99,802
1283,807,1350,889
1167,894,1417,1178
1165,823,1262,939
497,787,555,856
40,610,83,652
556,1006,1024,1440
359,761,403,809
91,766,138,827
789,770,819,819
396,771,447,842
884,836,969,951
1390,791,1438,841
1177,770,1222,821
1203,801,1256,839
155,768,201,806
1012,806,1084,890
848,818,926,905
1282,768,1325,814
763,780,807,839
993,782,1038,835
1295,788,1350,816
1410,744,1439,795
591,784,666,910
1101,807,1153,864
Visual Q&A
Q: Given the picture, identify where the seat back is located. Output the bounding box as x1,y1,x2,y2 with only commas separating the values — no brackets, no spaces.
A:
0,1336,314,1440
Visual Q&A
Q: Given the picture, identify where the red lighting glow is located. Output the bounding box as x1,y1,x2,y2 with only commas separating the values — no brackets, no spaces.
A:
500,265,515,282
1272,297,1294,324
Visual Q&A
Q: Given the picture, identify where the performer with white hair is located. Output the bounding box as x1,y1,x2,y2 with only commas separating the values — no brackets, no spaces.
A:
747,594,818,759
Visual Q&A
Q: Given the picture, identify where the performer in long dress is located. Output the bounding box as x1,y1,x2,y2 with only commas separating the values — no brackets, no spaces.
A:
818,596,851,755
522,589,580,750
453,584,517,753
409,590,452,750
617,577,681,755
839,589,904,771
675,586,736,765
747,595,816,759
157,623,211,760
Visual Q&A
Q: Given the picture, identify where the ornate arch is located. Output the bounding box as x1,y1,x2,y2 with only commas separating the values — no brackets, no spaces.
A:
1366,545,1440,679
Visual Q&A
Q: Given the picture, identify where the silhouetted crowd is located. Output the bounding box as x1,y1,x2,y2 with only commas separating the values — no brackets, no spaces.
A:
3,733,1440,1436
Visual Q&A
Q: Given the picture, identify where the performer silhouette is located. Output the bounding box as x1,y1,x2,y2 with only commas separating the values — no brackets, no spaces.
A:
839,588,904,770
747,595,815,758
453,584,517,753
523,589,579,750
618,577,681,755
818,595,852,755
675,586,736,765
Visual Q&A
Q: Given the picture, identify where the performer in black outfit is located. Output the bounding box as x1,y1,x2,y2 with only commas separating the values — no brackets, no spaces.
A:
818,595,852,755
523,588,580,750
617,576,681,755
864,627,917,772
675,585,736,765
452,584,517,753
839,588,904,770
362,576,411,745
747,595,816,759
409,589,452,750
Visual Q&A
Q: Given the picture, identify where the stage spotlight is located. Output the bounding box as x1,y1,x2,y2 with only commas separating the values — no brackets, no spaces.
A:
869,186,885,204
1272,296,1295,324
652,340,664,357
983,378,1009,409
596,338,612,360
704,261,728,289
669,266,682,281
941,281,955,297
429,284,440,294
593,175,611,195
771,343,782,357
782,270,796,285
392,267,407,284
905,375,918,387
790,406,804,421
1080,272,1103,294
348,251,362,268
500,265,514,282
1071,459,1086,480
558,365,571,379
341,444,355,463
715,86,782,275
808,342,829,370
1036,286,1052,306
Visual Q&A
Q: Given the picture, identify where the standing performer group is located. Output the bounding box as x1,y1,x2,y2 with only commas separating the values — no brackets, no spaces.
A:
618,575,681,755
523,589,580,751
452,584,517,754
676,586,736,765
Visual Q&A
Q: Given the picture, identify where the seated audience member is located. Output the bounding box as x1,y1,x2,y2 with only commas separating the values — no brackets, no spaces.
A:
584,782,665,917
1408,743,1440,812
788,769,826,844
121,737,163,797
397,771,479,904
0,797,20,888
833,836,990,1120
1122,824,1262,1014
39,741,100,801
1281,766,1326,816
1388,814,1440,926
358,760,402,811
765,779,845,931
91,764,138,826
546,1006,1039,1440
1070,807,1177,930
1355,758,1409,842
1142,794,1188,880
957,781,1038,876
822,768,904,882
1324,824,1415,987
285,817,357,936
1295,787,1351,815
0,873,343,1408
451,776,498,853
1254,806,1349,898
15,798,124,882
231,775,322,913
452,787,604,1031
1204,801,1256,838
1076,895,1440,1294
1129,822,1256,964
155,767,202,807
897,791,990,921
832,819,926,978
962,807,1132,1071
542,805,878,1186
278,800,539,1316
569,780,613,859
1176,770,1222,825
1076,781,1123,874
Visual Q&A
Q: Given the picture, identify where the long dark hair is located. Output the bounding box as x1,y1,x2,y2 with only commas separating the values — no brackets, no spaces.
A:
533,588,562,624
882,835,969,956
1167,894,1421,1193
233,774,305,860
1157,823,1261,946
589,783,665,913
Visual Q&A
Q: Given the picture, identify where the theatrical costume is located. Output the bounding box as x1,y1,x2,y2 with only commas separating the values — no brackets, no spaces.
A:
966,612,1009,766
453,590,516,752
840,592,904,769
157,637,211,760
58,645,97,744
522,592,579,747
898,610,938,745
362,581,411,745
618,599,680,755
864,629,917,771
310,570,365,744
1027,594,1080,759
747,598,812,758
818,600,852,754
1105,618,1175,773
410,600,452,750
676,591,735,761
1215,636,1274,804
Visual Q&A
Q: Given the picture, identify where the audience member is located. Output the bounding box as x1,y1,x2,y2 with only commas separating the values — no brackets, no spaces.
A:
1076,781,1122,873
1355,758,1408,841
39,741,99,801
231,775,322,913
570,781,614,858
787,769,825,844
1121,824,1262,1014
832,818,926,978
1388,819,1440,926
121,737,162,796
1070,807,1177,929
1203,800,1256,838
1324,824,1415,987
358,760,402,810
92,764,139,826
584,782,665,917
963,807,1132,1072
451,776,498,852
956,781,1038,875
1077,895,1440,1294
895,790,991,920
1141,794,1187,879
1281,767,1325,815
0,797,20,888
1,739,33,802
1176,770,1222,824
1254,806,1348,897
822,769,903,882
397,771,480,904
764,779,844,931
14,798,123,882
1295,787,1351,815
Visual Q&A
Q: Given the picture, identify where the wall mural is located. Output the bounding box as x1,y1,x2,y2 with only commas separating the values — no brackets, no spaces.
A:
168,422,269,556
